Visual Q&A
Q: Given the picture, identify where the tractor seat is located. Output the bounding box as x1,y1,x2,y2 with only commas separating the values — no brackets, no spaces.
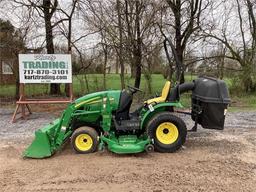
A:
145,81,171,105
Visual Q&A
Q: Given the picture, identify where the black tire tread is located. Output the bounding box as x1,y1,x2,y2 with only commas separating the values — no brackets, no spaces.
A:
147,112,187,153
71,126,99,154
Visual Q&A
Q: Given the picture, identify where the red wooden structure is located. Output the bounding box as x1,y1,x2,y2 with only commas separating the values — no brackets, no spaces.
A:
11,83,73,123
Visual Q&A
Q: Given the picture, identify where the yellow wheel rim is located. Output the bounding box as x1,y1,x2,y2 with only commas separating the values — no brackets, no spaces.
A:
156,122,179,144
75,134,93,151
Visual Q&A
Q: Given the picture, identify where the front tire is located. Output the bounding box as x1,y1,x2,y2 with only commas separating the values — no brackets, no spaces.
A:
147,112,187,152
71,126,99,154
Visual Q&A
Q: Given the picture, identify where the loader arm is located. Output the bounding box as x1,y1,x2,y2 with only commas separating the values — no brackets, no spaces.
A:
23,103,79,158
23,91,116,158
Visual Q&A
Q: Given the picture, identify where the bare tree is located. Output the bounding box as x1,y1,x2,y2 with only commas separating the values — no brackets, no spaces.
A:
55,0,78,95
159,0,208,83
202,0,256,92
123,0,161,88
13,0,71,95
116,0,125,89
82,0,126,89
83,0,162,89
98,29,110,90
123,0,143,88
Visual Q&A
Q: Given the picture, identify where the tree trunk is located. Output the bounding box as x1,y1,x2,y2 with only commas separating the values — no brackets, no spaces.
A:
43,0,61,95
165,0,203,84
134,1,142,88
174,2,185,84
144,72,152,94
220,57,224,80
163,39,174,81
103,45,107,90
15,78,20,100
13,55,20,100
84,74,89,92
134,58,141,88
115,55,119,74
145,59,152,94
116,0,125,89
131,64,136,78
65,17,72,97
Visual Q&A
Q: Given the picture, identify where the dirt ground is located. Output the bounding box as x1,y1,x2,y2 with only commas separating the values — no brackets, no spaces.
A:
0,108,256,192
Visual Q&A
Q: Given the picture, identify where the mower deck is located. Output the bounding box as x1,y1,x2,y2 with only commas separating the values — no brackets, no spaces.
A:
101,135,151,154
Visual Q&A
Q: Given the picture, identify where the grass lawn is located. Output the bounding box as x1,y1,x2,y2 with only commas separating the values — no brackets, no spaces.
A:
0,73,256,110
0,74,196,97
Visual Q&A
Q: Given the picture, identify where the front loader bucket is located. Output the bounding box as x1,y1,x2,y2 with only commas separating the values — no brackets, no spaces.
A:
23,119,61,158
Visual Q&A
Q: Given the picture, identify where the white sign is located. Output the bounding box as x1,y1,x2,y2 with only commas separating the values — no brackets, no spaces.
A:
19,54,72,83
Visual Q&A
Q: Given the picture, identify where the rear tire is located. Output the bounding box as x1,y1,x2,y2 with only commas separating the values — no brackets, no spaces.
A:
147,112,187,152
71,126,99,154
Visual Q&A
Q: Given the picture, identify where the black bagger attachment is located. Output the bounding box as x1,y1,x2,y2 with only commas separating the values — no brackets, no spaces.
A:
191,77,231,130
168,76,231,131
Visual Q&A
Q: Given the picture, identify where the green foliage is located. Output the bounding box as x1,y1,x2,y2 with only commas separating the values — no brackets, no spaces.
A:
228,75,242,95
0,19,14,33
143,72,152,94
0,19,24,51
227,70,256,94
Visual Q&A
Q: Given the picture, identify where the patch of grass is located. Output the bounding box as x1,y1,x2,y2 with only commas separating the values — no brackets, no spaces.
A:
2,73,198,97
0,74,169,97
1,73,256,111
228,106,256,112
0,84,16,97
179,93,191,108
223,93,256,112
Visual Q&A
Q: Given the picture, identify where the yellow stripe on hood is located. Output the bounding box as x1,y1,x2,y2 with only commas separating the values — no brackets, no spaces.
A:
75,96,101,108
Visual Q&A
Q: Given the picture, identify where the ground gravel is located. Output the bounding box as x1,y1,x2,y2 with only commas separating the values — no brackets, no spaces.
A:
1,108,256,141
0,108,55,142
0,108,256,192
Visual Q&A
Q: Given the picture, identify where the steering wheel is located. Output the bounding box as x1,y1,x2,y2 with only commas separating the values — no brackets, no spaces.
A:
127,85,143,94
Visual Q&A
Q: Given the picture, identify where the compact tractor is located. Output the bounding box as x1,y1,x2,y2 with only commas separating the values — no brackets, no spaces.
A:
24,77,230,158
